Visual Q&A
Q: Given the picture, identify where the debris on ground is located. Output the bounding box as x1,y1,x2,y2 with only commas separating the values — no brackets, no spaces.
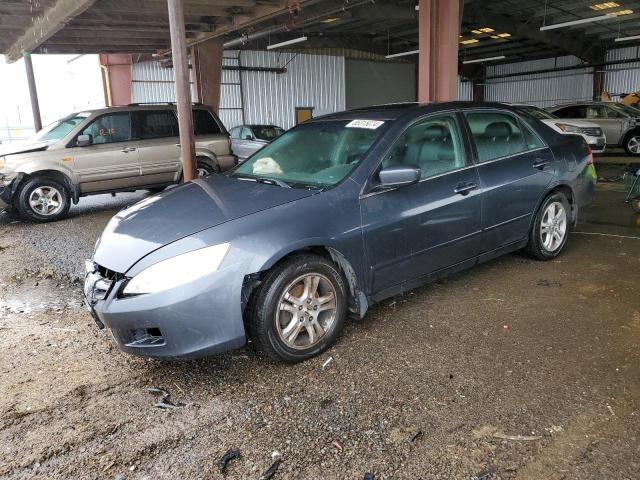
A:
218,448,241,473
411,430,424,442
493,432,542,441
332,440,343,452
322,356,334,369
258,451,282,480
470,464,495,479
147,387,184,410
364,472,374,480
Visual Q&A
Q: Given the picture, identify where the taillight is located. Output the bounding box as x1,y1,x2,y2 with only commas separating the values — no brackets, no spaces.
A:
586,146,594,165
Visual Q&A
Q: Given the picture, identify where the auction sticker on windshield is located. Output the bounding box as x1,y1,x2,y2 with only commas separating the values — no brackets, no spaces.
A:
346,120,385,129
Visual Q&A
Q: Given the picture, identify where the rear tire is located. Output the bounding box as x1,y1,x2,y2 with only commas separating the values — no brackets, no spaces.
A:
525,192,570,260
246,254,347,363
16,176,71,223
196,157,219,178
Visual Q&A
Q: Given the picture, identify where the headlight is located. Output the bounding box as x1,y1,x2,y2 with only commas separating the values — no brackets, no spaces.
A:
555,123,581,134
0,157,5,168
122,242,230,295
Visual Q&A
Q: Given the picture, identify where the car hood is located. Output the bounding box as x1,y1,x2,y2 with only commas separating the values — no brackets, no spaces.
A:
0,141,49,157
93,175,317,273
540,119,601,129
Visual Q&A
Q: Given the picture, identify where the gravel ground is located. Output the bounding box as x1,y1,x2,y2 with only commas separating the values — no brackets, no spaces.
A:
0,176,639,480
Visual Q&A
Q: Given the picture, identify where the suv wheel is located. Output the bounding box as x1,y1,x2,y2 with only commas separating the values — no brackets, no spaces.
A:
16,176,71,223
525,192,570,260
247,254,347,363
196,157,219,178
624,131,640,156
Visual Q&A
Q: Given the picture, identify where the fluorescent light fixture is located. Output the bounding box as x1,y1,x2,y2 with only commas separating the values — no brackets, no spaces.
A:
460,38,480,45
267,36,308,50
479,27,495,33
463,55,506,64
615,34,640,42
385,49,419,59
320,17,339,23
540,10,632,30
472,29,484,34
497,32,511,38
590,2,619,10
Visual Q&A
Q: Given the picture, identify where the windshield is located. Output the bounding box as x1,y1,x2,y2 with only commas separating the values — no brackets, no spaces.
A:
519,105,557,120
232,119,388,188
29,112,90,144
613,103,640,117
252,125,284,141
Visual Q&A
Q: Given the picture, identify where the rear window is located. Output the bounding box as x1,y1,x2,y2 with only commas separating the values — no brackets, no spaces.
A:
193,109,222,135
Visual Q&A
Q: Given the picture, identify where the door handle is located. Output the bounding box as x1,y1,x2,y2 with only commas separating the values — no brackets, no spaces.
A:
454,182,477,195
533,158,550,170
121,147,136,153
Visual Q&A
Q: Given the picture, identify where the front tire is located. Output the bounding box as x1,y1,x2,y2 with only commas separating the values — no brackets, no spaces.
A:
196,157,219,178
16,176,71,223
623,131,640,156
247,254,347,363
525,192,570,260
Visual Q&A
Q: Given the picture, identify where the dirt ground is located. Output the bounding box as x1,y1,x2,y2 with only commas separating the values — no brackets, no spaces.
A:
1,162,639,479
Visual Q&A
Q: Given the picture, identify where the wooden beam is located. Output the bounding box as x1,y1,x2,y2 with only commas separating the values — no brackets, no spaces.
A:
168,0,197,182
5,0,98,62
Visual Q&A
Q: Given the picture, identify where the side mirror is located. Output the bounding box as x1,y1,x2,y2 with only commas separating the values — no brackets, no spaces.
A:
77,134,92,147
375,165,421,190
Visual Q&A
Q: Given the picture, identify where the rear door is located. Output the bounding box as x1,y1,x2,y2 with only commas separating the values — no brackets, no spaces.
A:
71,112,142,193
601,105,627,144
462,110,556,249
584,105,622,145
134,109,181,185
234,127,255,160
360,113,483,294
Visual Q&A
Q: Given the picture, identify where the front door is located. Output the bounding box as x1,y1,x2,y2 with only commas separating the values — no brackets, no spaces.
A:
72,112,142,193
462,110,556,248
360,113,482,295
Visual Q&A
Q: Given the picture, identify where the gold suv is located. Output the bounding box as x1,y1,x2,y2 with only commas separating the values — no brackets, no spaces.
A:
0,104,236,222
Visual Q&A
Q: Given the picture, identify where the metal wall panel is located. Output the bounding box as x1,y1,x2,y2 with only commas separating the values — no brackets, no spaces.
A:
604,46,640,101
484,55,593,107
458,78,473,101
131,61,196,103
234,49,345,130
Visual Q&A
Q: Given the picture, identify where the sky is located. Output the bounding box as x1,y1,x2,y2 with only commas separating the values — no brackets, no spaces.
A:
0,54,105,143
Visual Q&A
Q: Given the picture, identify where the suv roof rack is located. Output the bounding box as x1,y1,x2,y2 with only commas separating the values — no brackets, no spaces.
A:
126,102,203,106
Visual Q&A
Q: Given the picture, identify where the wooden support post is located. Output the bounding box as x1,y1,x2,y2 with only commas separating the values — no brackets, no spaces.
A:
23,52,42,132
192,37,224,114
418,0,461,102
167,0,196,182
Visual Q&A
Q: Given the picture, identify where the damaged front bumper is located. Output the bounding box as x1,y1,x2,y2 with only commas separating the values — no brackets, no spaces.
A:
84,260,247,359
0,172,23,209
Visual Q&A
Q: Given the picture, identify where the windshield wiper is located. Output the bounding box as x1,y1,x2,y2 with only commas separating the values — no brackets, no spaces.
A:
234,175,291,189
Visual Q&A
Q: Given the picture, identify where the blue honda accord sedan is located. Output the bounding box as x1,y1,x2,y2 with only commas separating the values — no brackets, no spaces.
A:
85,102,596,363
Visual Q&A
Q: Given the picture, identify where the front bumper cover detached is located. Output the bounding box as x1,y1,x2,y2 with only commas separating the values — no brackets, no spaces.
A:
84,261,247,359
0,173,23,209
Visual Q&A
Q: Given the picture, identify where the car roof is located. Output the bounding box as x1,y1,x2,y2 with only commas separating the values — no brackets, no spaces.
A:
310,101,522,122
68,104,210,116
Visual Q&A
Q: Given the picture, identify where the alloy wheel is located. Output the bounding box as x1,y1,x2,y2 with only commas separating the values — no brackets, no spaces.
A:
28,186,64,216
275,273,337,350
627,136,640,155
540,201,567,252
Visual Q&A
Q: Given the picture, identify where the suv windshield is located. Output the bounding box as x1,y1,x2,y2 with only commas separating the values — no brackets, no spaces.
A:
519,105,557,120
253,125,284,141
29,112,90,144
232,119,388,188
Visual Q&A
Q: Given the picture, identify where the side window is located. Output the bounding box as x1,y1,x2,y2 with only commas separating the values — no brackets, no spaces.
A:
241,127,253,140
80,113,132,145
521,122,545,150
585,105,606,119
135,110,179,139
193,109,222,135
381,115,466,179
605,107,626,119
555,106,585,118
465,111,528,162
